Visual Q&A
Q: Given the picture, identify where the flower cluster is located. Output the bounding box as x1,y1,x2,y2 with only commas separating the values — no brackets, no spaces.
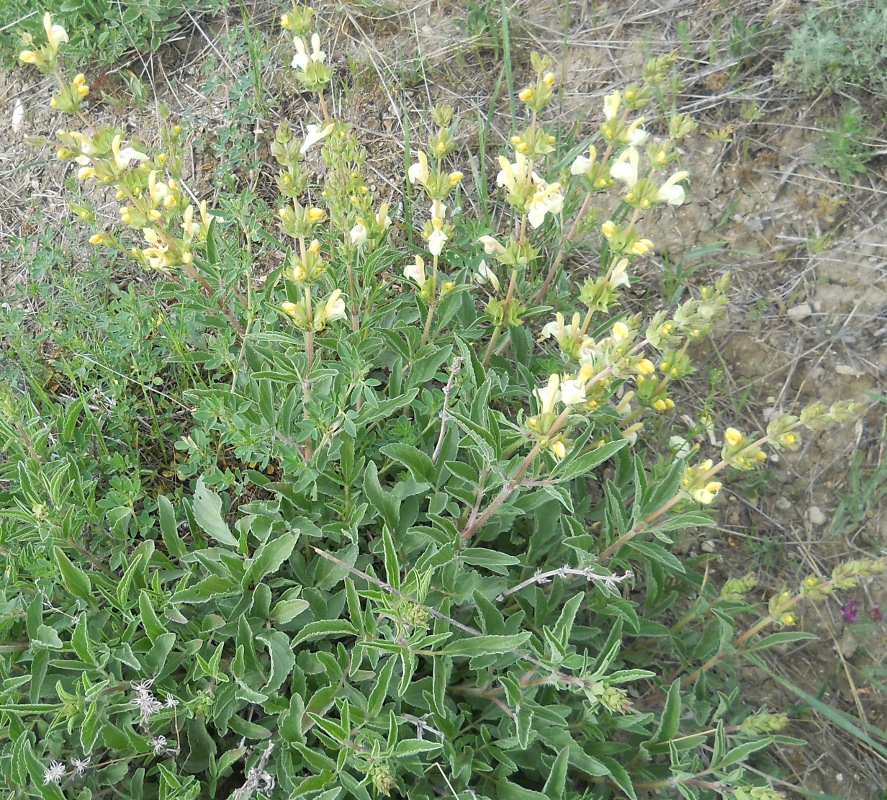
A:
407,104,463,258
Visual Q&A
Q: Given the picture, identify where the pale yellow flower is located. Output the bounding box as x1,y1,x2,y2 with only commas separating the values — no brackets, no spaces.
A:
43,12,68,53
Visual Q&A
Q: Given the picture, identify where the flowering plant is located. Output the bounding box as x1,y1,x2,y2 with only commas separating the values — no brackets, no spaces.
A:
3,8,880,800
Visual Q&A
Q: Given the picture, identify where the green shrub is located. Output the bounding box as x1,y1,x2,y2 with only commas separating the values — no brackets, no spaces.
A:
3,8,880,800
780,0,887,97
1,0,224,66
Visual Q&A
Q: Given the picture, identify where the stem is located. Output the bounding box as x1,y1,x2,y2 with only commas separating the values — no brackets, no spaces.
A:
460,350,635,542
535,189,594,304
302,285,314,461
420,253,439,348
482,266,519,367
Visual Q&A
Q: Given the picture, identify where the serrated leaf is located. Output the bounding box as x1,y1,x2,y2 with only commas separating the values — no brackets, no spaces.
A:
291,621,358,648
393,739,443,757
552,439,627,483
441,633,531,657
380,443,435,484
367,656,398,718
715,737,774,769
649,679,682,744
53,546,92,602
139,591,168,642
271,598,309,624
158,495,187,559
193,476,239,547
745,631,818,652
71,614,98,666
353,390,419,426
246,532,298,584
34,624,63,649
542,746,569,800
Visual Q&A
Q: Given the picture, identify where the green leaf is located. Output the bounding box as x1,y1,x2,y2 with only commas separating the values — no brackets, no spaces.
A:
461,548,521,574
441,633,531,657
381,525,400,590
393,739,443,757
649,679,682,744
552,440,627,483
745,630,818,652
291,621,358,648
354,390,419,426
171,575,240,604
542,747,569,800
598,756,637,800
71,614,98,666
53,546,92,602
139,591,168,642
362,462,399,531
715,737,774,769
367,656,398,718
246,532,298,584
380,443,435,484
158,495,187,559
34,624,63,649
271,598,309,625
193,476,239,547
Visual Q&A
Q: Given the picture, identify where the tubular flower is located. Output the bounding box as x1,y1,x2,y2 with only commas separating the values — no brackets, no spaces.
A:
541,312,581,345
609,258,630,288
43,12,68,53
496,151,531,191
404,255,426,287
611,321,630,342
610,147,640,189
475,260,500,292
534,374,561,415
349,220,367,247
111,135,147,170
655,170,689,206
300,122,334,154
427,219,447,256
408,151,430,186
292,33,326,71
561,363,595,406
478,235,506,255
316,289,346,328
603,91,620,122
527,180,563,228
570,145,596,176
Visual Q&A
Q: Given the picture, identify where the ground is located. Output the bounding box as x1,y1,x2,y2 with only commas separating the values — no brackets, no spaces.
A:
1,0,884,797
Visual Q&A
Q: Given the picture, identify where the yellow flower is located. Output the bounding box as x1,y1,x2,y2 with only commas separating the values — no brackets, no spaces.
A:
629,238,654,255
780,612,795,626
550,440,566,460
19,50,39,65
636,359,655,375
111,134,147,170
611,321,629,342
72,73,89,98
89,233,104,245
691,481,722,504
43,12,69,53
724,427,743,448
518,87,534,102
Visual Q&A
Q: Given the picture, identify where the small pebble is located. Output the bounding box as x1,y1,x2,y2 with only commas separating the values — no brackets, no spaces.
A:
807,506,827,526
788,303,812,320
